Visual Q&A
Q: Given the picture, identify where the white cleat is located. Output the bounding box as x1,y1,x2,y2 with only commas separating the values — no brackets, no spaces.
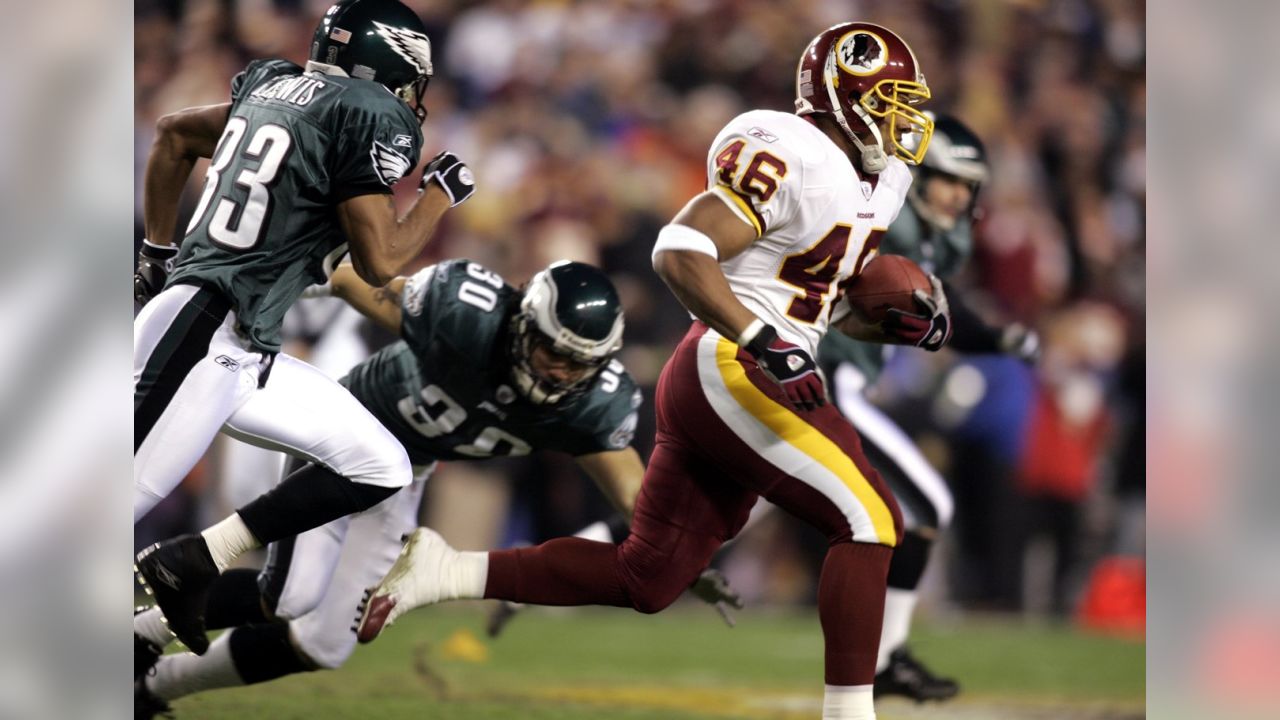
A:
356,527,454,643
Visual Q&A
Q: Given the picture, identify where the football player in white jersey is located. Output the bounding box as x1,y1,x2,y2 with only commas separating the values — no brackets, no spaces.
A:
355,23,951,720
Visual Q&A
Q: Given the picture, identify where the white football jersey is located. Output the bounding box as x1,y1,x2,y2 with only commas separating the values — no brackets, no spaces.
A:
706,110,913,355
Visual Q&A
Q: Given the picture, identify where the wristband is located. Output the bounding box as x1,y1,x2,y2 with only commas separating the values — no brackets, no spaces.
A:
736,318,766,348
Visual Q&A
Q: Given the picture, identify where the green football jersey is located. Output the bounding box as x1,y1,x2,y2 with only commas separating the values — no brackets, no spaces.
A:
341,259,642,464
818,201,974,385
168,59,424,353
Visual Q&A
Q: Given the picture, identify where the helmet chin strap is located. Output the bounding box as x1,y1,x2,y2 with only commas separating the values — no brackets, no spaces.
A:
304,60,348,77
822,58,888,174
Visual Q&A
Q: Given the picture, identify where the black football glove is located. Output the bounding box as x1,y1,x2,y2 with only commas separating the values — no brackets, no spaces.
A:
689,568,745,628
1000,323,1041,364
743,324,826,411
419,151,475,206
882,275,952,352
134,240,179,307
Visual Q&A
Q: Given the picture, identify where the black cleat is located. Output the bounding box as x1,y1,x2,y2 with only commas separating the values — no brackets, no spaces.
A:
134,534,219,656
134,606,163,682
873,647,960,703
486,600,525,638
134,678,173,720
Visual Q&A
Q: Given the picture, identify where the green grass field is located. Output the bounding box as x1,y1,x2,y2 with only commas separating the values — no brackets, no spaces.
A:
173,602,1144,719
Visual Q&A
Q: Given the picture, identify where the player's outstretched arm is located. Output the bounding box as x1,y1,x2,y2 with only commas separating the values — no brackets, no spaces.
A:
338,152,474,287
143,103,231,245
574,447,645,522
325,264,406,335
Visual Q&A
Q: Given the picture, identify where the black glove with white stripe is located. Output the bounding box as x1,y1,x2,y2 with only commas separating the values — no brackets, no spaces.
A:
134,240,179,307
419,151,475,206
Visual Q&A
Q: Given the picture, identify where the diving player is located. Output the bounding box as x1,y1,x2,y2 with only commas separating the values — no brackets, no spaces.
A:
133,0,474,657
134,259,734,713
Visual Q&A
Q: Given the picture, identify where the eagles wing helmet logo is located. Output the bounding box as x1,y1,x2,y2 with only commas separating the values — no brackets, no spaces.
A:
372,20,433,76
370,140,412,186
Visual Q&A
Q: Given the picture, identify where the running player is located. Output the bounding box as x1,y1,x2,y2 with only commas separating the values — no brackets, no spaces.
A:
356,23,951,720
133,0,474,656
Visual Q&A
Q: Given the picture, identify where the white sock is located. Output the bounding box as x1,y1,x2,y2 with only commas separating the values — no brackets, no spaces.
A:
146,632,244,702
135,606,176,649
201,513,261,573
823,684,875,720
876,588,918,672
442,551,489,600
572,521,612,543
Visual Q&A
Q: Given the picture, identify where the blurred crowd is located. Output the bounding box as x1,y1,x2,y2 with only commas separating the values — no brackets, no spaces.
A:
135,0,1145,624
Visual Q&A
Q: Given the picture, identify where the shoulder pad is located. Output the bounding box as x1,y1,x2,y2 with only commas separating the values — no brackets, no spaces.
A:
231,59,302,101
705,110,820,237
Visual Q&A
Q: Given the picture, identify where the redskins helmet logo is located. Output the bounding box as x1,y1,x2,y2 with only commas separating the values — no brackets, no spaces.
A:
835,30,889,76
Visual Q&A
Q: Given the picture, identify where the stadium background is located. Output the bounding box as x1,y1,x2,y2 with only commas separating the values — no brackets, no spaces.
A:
133,0,1145,716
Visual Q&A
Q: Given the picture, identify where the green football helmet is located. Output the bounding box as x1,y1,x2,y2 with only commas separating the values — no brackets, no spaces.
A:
308,0,434,122
510,261,625,405
906,113,989,230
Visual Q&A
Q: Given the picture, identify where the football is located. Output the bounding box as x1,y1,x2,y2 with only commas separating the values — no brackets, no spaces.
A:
842,254,932,324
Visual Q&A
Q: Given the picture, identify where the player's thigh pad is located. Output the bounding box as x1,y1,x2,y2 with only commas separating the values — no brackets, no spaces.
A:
134,285,268,519
833,363,953,530
290,472,430,669
667,326,901,546
222,353,411,489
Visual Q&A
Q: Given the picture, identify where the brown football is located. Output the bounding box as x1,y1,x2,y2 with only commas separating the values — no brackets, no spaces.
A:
842,254,931,324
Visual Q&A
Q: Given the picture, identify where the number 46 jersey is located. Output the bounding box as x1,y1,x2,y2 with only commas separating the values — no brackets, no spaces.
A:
705,109,914,356
341,260,642,465
169,59,424,354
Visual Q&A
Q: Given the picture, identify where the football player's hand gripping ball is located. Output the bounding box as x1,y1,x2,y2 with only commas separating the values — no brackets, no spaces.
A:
134,239,180,307
883,274,952,351
419,151,475,207
745,324,826,411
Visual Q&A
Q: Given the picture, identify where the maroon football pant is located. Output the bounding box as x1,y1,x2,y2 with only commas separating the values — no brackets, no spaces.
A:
485,323,902,685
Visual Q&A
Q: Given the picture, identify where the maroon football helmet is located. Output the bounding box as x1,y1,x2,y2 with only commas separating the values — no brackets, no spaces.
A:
795,22,934,173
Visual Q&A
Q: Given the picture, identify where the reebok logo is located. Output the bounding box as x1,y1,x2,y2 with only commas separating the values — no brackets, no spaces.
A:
857,212,875,219
214,355,240,372
786,355,806,372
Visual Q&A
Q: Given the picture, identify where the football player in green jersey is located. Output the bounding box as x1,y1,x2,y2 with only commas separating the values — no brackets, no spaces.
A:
820,114,1039,701
133,0,476,661
134,260,736,712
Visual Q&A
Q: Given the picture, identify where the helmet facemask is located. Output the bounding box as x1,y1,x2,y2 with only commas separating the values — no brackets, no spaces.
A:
509,313,612,405
858,79,933,164
506,262,624,406
395,75,430,123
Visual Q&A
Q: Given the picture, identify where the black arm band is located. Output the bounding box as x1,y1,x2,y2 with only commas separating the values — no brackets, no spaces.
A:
944,280,1004,354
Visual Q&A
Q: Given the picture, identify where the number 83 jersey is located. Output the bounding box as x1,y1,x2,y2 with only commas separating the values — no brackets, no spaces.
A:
169,59,424,354
341,260,642,464
705,109,914,356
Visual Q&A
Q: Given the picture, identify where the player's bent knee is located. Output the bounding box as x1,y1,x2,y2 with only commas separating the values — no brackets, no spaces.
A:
272,584,328,622
618,536,717,614
289,622,356,671
629,581,687,615
346,441,413,490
